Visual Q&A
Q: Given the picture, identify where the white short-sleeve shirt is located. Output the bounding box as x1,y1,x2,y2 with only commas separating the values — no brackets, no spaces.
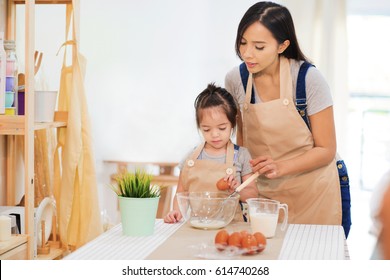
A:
224,59,333,116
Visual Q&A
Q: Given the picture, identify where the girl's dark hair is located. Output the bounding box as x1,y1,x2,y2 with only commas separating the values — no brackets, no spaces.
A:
235,1,308,61
194,83,238,129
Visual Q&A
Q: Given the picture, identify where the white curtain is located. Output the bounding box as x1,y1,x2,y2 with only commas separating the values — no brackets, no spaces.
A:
284,0,349,156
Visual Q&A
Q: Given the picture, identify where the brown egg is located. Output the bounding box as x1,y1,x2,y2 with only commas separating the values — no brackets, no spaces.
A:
216,177,229,191
239,230,249,238
241,234,258,254
253,232,267,253
214,229,229,248
228,232,242,248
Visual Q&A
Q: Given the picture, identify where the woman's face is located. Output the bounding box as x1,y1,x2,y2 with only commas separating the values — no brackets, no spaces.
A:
199,107,233,152
239,21,283,74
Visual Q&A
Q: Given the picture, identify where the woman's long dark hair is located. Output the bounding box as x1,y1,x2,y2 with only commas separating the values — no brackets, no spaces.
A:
235,1,308,61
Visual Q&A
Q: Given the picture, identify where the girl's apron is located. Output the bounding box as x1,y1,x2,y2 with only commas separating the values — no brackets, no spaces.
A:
242,56,341,225
180,141,242,220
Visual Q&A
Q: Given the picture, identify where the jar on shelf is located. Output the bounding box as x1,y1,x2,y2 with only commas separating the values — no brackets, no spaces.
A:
0,33,6,114
4,40,18,115
4,40,18,78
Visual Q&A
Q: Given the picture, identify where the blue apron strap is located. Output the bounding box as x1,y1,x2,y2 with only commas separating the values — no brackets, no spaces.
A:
239,62,256,104
233,144,249,222
337,159,352,238
233,144,240,163
296,61,313,130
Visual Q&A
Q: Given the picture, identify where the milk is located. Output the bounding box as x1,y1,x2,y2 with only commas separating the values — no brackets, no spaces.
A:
249,212,278,238
190,219,226,229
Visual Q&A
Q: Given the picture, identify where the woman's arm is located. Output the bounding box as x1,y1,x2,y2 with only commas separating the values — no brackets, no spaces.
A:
251,106,337,178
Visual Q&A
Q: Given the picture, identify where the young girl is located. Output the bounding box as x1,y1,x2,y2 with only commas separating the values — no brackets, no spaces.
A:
164,83,259,223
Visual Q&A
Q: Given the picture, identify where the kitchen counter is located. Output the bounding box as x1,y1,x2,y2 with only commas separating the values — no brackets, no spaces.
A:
64,219,348,260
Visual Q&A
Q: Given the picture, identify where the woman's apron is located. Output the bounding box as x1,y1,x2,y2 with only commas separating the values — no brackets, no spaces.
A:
180,140,242,220
242,56,341,225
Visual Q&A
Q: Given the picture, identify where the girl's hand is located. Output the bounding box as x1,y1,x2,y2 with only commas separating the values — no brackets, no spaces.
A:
225,175,238,193
164,210,182,223
216,175,238,191
250,155,279,179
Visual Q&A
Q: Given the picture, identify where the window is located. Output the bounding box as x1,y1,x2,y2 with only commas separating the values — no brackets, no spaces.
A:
346,1,390,191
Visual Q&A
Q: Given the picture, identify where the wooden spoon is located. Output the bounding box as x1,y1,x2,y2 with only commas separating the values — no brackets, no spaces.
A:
227,172,259,198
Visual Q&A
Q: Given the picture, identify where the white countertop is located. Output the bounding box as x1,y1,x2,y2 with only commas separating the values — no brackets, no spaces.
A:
64,219,348,260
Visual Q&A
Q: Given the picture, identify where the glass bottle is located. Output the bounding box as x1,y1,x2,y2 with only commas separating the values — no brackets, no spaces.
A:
4,40,19,114
0,32,6,114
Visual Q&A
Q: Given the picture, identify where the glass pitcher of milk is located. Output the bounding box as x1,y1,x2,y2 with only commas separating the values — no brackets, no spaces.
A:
247,198,288,238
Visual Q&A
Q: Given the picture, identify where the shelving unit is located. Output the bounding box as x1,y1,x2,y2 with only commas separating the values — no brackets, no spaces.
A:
0,0,70,260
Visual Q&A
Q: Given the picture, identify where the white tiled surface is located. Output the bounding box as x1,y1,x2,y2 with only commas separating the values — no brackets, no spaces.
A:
64,220,183,260
279,224,346,260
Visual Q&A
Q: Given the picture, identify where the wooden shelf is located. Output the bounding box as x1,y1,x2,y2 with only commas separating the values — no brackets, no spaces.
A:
3,0,71,260
12,0,72,4
0,111,68,135
0,234,28,260
0,115,25,135
0,120,67,135
34,121,67,131
36,248,64,260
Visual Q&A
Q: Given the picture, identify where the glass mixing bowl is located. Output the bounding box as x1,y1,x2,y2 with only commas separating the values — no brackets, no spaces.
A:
176,191,239,230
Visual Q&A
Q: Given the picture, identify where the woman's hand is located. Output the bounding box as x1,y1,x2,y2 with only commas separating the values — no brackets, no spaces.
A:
250,155,280,179
164,210,182,223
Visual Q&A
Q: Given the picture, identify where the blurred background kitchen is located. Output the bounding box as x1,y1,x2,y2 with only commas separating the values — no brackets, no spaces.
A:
0,0,389,260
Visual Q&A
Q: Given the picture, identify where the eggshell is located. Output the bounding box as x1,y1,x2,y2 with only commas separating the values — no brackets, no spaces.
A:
241,234,258,255
216,178,229,191
214,229,229,248
228,232,242,248
253,232,267,252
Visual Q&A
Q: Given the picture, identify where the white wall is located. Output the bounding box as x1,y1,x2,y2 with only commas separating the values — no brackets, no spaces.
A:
78,0,259,221
80,0,257,162
3,0,349,223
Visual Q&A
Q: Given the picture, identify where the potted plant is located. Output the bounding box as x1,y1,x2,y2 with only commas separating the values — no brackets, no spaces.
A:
110,169,160,236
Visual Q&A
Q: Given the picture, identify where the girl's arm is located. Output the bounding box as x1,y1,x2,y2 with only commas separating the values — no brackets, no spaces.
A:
226,172,259,202
164,172,184,223
251,106,337,178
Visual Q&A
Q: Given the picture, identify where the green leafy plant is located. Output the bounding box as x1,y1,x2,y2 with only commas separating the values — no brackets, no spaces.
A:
110,169,160,198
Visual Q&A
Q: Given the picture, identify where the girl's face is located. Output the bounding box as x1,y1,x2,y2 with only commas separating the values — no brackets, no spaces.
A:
199,107,233,152
239,21,287,74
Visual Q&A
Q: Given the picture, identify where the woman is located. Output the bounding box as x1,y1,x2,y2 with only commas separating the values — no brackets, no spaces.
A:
225,1,342,225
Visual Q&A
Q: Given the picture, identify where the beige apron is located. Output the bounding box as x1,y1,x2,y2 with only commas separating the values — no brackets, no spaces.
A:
242,57,341,225
53,1,102,250
180,141,243,220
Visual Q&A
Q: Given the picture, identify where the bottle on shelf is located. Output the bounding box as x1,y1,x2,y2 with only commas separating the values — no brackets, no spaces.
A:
4,40,18,115
0,32,6,114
